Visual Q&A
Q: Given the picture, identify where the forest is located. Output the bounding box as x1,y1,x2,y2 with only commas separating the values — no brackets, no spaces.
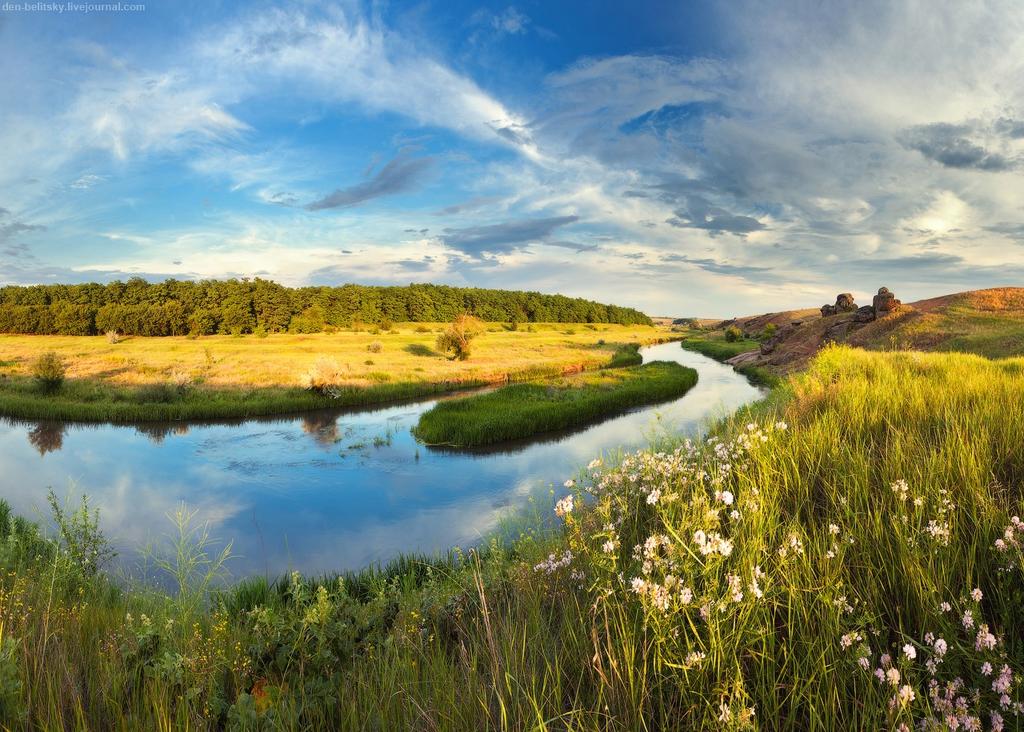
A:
0,278,651,336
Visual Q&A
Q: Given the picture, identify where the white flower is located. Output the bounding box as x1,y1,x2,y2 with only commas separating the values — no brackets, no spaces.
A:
602,540,617,554
897,684,915,705
962,610,974,629
982,662,994,676
885,667,901,687
554,495,574,517
902,643,916,660
828,523,840,535
933,638,947,657
971,588,983,602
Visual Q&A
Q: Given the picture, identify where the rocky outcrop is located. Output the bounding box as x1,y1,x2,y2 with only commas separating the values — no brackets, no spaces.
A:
872,287,902,317
821,293,858,317
853,305,876,323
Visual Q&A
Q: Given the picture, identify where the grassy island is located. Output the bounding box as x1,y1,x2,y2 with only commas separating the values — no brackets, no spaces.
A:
412,360,699,447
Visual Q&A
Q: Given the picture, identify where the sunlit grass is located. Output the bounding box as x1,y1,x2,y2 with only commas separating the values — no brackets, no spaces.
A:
0,324,672,421
4,346,1024,728
412,361,698,447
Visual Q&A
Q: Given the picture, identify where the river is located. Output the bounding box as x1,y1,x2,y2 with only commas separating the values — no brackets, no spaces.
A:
0,342,763,577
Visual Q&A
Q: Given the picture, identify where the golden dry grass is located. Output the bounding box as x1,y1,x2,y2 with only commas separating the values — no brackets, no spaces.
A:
0,322,665,390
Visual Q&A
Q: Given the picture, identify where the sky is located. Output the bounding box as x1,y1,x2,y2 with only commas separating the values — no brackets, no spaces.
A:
2,0,1024,317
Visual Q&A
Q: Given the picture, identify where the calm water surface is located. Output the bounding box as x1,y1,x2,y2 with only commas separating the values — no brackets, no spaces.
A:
0,342,762,576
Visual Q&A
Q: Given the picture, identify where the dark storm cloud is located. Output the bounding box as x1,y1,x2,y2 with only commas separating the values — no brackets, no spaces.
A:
439,215,579,257
900,123,1015,172
306,154,434,211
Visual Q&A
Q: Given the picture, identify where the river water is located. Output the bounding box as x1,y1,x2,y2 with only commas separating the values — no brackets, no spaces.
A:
0,342,762,577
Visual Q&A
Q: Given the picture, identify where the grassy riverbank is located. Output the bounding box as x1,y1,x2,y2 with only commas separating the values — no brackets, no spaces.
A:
0,325,668,422
412,360,697,447
5,345,1024,729
678,331,759,361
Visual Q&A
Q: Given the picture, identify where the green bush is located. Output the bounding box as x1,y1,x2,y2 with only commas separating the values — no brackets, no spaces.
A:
436,315,484,361
31,352,66,391
724,325,743,342
761,323,777,340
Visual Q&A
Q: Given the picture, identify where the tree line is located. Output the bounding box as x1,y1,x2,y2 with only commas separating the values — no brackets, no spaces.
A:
0,278,651,336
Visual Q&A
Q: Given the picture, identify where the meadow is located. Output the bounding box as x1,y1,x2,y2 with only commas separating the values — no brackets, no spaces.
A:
412,360,698,447
0,323,665,422
3,344,1024,729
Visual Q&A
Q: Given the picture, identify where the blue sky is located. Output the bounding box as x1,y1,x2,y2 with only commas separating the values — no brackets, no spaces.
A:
2,0,1024,316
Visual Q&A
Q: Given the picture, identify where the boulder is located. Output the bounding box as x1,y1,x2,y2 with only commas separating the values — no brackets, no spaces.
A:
872,287,902,317
835,293,857,312
821,292,858,317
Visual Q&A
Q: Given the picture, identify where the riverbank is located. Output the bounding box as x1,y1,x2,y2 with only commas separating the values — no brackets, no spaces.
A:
412,360,698,447
678,332,780,386
0,326,673,422
6,345,1024,728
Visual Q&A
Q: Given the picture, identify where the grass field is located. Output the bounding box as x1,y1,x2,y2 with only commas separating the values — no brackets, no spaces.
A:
6,344,1024,729
0,323,668,421
412,360,698,447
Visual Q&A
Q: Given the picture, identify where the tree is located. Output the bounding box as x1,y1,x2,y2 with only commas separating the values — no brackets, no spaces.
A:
436,314,484,361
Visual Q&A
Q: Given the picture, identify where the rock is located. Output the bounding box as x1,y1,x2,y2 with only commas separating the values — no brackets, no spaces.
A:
835,293,857,312
821,292,858,317
853,305,876,323
872,287,902,317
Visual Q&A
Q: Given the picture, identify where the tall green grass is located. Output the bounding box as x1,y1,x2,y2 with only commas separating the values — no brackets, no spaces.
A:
412,361,698,447
679,332,760,361
4,346,1024,729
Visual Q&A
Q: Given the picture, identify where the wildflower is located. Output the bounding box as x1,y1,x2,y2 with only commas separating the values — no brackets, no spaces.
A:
554,495,574,517
858,656,870,670
646,488,661,505
991,711,1004,732
993,665,1013,694
840,632,862,650
940,602,952,612
716,489,734,505
897,684,915,705
587,458,602,470
971,588,983,602
886,667,901,687
933,638,948,657
962,610,974,629
602,539,617,554
975,625,997,651
775,421,787,430
684,650,706,667
564,479,575,488
903,643,917,660
828,523,840,535
982,662,994,676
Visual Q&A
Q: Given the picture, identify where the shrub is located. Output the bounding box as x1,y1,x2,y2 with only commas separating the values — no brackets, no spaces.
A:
761,323,778,341
31,352,66,391
367,342,383,354
724,325,743,342
302,357,344,394
105,330,122,344
436,315,484,361
415,325,431,333
379,318,394,331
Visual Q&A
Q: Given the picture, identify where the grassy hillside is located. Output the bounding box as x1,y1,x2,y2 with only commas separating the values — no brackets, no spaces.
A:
6,345,1024,729
412,360,698,447
850,287,1024,358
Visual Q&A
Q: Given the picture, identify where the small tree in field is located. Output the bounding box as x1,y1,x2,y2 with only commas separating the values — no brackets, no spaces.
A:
437,315,484,361
724,325,743,343
32,352,66,391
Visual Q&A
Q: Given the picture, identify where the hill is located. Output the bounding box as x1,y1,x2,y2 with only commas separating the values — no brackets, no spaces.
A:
681,287,1024,373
